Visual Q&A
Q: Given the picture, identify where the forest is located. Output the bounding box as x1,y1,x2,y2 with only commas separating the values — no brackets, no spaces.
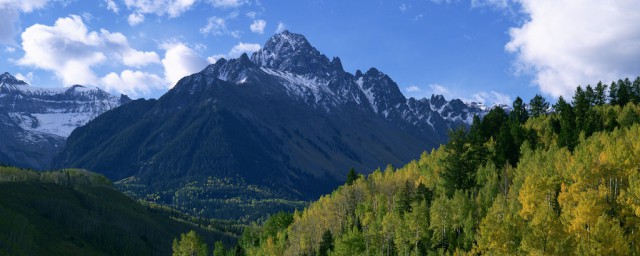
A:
0,167,237,256
207,77,640,255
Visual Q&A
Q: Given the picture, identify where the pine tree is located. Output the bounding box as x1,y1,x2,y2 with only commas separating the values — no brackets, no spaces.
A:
345,168,358,186
318,230,334,256
594,81,607,105
529,94,549,117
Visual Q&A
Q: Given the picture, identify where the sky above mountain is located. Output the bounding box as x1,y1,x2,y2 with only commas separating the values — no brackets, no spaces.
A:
0,0,638,104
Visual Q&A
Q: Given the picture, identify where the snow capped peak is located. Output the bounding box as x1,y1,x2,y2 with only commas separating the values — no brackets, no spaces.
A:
0,71,126,138
0,72,28,90
251,30,333,76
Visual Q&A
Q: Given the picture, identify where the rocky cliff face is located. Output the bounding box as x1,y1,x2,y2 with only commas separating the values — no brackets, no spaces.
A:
0,72,129,169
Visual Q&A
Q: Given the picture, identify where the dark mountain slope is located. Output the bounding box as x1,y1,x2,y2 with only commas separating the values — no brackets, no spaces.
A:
0,167,234,256
52,31,487,220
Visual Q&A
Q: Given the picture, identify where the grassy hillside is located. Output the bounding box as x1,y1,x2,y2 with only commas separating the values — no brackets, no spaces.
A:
237,78,640,255
0,167,237,256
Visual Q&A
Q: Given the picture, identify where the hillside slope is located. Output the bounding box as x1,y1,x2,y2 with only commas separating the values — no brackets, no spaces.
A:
0,167,235,256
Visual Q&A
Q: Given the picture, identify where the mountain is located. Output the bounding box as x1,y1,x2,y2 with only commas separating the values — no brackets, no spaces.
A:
0,167,235,255
52,31,491,221
0,73,130,170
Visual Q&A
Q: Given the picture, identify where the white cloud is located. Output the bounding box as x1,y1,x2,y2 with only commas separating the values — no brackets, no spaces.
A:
200,16,226,35
406,85,421,92
399,3,409,12
200,16,240,37
206,42,260,63
207,54,226,64
15,72,33,84
228,42,260,58
0,7,19,44
17,15,160,86
5,46,15,52
208,0,247,8
249,19,266,34
418,83,512,105
0,0,49,12
506,0,640,98
275,22,286,33
105,0,119,13
0,0,50,45
428,83,451,96
128,12,145,26
470,0,510,9
246,11,256,19
124,0,197,18
101,70,166,97
469,91,512,105
161,42,208,86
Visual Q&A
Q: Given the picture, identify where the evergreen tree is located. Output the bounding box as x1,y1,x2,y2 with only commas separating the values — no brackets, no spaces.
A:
172,230,208,256
553,96,576,150
510,97,528,124
395,180,414,215
529,94,549,117
617,78,631,106
318,230,334,256
345,168,358,186
594,81,607,105
609,81,619,105
633,76,640,103
572,86,591,133
441,128,476,196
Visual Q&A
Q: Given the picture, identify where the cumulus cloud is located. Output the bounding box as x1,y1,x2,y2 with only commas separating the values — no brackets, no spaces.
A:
250,19,266,34
161,42,208,86
506,0,640,98
105,0,119,13
128,12,145,26
405,85,421,92
208,0,247,8
101,70,166,97
17,15,160,86
123,0,197,18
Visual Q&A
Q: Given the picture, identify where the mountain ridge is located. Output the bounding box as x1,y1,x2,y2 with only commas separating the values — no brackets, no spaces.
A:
52,31,502,220
0,73,129,169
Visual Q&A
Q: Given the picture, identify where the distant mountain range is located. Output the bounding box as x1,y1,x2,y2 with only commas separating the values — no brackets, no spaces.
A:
0,73,129,169
47,31,504,220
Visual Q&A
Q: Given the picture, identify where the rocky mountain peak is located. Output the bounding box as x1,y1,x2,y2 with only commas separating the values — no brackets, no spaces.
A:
251,30,333,76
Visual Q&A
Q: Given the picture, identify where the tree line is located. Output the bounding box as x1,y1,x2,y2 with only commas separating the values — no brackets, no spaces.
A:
218,76,640,255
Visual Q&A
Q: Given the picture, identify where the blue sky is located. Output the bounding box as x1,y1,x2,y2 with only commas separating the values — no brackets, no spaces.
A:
1,0,638,105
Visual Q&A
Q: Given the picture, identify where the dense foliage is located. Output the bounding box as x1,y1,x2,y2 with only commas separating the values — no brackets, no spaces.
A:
237,77,640,255
0,167,236,255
